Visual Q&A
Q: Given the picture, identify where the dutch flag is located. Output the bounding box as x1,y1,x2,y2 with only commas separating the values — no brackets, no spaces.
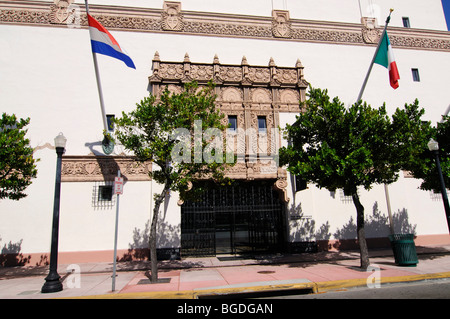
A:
87,14,136,69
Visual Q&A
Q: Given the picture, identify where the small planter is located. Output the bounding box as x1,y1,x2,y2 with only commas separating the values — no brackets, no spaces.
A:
388,234,418,266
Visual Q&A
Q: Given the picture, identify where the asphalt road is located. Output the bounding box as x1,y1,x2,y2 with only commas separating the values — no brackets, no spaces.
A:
274,279,450,299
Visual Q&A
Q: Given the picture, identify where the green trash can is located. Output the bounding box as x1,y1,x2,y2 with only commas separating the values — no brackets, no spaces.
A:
388,234,418,266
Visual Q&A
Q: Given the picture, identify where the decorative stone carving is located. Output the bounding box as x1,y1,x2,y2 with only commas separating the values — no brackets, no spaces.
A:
280,89,299,104
1,2,449,51
221,87,243,102
143,53,324,197
221,66,243,82
61,156,152,182
159,63,184,80
49,0,74,24
190,65,213,82
272,10,291,38
250,88,271,104
361,17,381,44
161,1,183,31
248,67,271,83
274,178,289,202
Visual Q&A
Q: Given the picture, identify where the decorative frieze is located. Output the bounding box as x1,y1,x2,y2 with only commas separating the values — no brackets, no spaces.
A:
150,53,308,92
61,155,152,182
1,1,450,52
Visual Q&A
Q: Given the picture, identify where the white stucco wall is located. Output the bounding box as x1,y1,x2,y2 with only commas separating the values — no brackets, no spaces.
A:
1,0,449,258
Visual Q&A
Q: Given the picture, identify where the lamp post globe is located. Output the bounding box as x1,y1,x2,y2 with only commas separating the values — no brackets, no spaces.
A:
54,132,67,149
41,133,66,293
427,138,439,152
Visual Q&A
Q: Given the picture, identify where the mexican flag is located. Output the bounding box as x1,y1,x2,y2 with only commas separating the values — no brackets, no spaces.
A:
374,31,400,89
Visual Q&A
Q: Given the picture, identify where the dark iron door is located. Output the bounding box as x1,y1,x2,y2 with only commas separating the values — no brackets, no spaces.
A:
181,181,285,257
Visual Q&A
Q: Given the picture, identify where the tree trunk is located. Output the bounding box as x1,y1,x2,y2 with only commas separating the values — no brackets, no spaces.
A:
149,185,169,283
352,192,370,270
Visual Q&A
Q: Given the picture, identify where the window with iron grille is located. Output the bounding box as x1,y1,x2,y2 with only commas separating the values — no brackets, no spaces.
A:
92,182,115,209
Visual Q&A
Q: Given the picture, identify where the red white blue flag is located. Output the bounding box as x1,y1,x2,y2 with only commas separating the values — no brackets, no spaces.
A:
87,14,135,69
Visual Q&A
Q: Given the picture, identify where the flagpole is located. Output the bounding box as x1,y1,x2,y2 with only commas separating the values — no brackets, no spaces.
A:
357,9,394,102
357,9,395,235
85,0,108,133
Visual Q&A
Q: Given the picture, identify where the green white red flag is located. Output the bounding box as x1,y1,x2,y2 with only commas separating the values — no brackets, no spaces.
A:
374,31,400,89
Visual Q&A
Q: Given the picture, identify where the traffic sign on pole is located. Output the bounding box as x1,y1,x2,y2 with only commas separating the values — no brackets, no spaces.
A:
112,172,122,291
114,176,123,195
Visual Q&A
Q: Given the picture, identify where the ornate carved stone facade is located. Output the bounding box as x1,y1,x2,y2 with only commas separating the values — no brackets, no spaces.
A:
272,10,292,38
361,17,381,44
149,53,307,201
1,1,450,51
49,0,73,24
161,1,183,31
61,155,152,182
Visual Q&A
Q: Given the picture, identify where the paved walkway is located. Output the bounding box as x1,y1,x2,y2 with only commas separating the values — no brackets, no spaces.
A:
1,245,450,299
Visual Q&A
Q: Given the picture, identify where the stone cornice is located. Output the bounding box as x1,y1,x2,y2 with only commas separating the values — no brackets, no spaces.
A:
61,155,152,182
1,1,450,52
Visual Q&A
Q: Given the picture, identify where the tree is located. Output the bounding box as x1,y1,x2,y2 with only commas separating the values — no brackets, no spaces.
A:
114,81,231,282
279,87,429,269
403,115,449,192
0,113,38,201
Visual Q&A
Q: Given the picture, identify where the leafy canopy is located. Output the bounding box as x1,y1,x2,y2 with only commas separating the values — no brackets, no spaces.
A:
405,115,449,192
279,87,431,195
114,81,231,200
0,113,38,200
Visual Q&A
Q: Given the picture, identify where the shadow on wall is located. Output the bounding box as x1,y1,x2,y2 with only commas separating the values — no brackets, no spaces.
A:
119,217,181,262
289,202,417,252
333,202,417,239
0,239,30,267
0,238,49,267
288,203,331,242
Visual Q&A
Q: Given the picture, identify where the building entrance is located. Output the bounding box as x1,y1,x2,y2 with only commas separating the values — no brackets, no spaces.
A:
181,181,286,257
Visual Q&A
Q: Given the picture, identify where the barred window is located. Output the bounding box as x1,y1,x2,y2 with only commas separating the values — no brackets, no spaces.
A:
92,182,115,209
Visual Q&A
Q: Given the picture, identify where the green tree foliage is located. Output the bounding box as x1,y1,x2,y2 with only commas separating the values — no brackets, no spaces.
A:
279,87,430,269
114,81,231,282
0,113,38,201
404,115,449,192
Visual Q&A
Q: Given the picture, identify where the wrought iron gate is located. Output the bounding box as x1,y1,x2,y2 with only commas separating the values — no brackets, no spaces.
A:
181,181,285,257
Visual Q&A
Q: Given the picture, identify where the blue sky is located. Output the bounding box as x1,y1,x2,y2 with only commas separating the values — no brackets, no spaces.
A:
442,0,450,30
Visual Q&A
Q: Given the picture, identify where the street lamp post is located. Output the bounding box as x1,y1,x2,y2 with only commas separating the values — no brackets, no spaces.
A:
427,138,450,233
41,133,67,293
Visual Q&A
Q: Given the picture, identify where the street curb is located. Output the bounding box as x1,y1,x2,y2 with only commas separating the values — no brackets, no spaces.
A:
315,271,450,293
61,271,450,299
61,282,316,299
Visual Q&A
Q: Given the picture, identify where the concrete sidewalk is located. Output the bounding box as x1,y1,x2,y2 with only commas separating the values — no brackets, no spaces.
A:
1,245,450,299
